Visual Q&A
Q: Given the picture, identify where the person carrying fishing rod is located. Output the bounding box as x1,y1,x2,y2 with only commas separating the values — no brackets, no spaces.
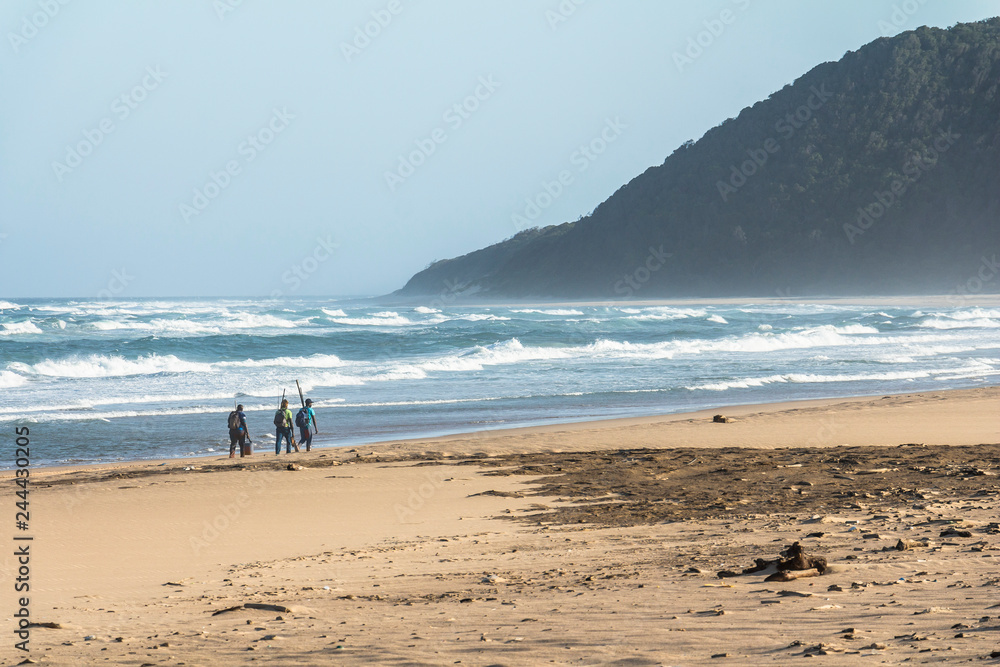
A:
273,390,298,455
294,380,319,452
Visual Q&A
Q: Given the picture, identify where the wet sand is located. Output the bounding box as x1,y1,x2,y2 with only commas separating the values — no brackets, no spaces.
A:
2,386,998,665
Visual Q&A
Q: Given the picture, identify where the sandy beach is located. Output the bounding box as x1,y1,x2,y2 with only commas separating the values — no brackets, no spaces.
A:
3,386,999,665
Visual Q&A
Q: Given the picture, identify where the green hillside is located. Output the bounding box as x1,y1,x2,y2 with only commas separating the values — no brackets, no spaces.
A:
397,19,1000,298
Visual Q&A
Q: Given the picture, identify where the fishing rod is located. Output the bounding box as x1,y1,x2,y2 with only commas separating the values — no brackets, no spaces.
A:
278,387,299,452
295,379,318,434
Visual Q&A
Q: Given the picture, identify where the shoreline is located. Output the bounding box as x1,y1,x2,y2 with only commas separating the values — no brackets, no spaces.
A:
4,383,1000,664
10,384,998,481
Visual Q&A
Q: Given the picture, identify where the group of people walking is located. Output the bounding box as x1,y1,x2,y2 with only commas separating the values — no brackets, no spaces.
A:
227,398,319,458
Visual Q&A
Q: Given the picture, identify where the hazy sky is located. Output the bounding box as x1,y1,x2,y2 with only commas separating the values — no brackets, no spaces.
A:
1,1,997,298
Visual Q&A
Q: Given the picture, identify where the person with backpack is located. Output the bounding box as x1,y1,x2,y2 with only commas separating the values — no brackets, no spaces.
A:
295,398,319,452
228,404,252,458
273,398,296,455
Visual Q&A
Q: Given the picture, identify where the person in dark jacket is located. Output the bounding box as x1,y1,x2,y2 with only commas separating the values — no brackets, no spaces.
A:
228,404,252,458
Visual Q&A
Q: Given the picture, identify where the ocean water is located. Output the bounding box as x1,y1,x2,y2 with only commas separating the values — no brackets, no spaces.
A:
0,297,997,467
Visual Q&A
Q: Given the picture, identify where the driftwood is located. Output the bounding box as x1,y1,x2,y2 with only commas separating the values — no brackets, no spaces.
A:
718,542,827,579
896,538,932,550
765,568,823,582
212,603,296,616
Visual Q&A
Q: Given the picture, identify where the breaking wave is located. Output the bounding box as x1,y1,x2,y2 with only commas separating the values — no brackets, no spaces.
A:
0,320,43,336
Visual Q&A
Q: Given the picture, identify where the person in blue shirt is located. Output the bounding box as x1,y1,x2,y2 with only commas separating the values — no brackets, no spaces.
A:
228,404,252,458
297,398,319,452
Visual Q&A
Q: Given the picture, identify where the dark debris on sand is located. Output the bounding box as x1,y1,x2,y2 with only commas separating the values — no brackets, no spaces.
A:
469,443,1000,526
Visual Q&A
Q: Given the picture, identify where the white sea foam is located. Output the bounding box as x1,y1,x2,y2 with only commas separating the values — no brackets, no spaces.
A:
85,315,298,335
0,396,339,423
359,326,914,379
686,361,998,392
702,325,876,353
450,313,511,322
645,306,709,318
2,404,267,423
150,319,222,333
340,397,498,408
7,298,999,466
0,321,42,335
9,354,210,378
218,353,344,369
0,371,26,388
6,352,351,384
90,320,131,331
689,370,930,392
582,325,881,359
918,317,1000,330
223,312,299,329
875,355,915,364
627,309,708,321
40,301,229,318
583,339,674,359
930,308,1000,320
472,338,571,365
302,371,368,387
0,301,22,310
0,394,220,419
331,311,414,326
385,339,573,376
511,309,585,316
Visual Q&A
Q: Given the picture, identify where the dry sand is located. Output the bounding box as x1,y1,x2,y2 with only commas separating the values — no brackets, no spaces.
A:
1,386,998,665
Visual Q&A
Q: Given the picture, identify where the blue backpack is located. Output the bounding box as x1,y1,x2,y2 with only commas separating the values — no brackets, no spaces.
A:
295,407,309,428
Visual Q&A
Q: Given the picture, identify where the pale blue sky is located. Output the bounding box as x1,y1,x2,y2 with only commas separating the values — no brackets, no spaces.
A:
1,0,996,298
